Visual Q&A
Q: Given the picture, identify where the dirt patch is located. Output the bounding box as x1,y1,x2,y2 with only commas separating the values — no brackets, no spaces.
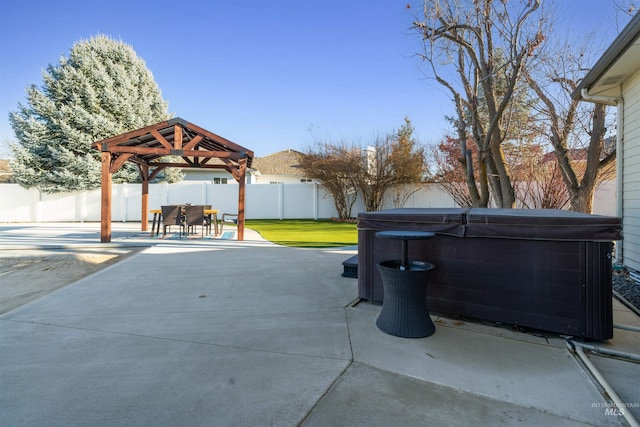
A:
0,247,144,315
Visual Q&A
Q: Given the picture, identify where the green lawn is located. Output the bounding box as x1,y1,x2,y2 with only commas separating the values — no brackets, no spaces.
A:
244,219,358,248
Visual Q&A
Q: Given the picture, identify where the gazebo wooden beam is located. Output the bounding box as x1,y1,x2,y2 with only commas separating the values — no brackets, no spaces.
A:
150,129,174,150
235,156,247,241
110,153,133,173
183,135,202,151
100,151,112,243
96,119,173,148
174,125,183,149
109,146,245,160
140,164,149,231
186,121,252,155
147,163,233,169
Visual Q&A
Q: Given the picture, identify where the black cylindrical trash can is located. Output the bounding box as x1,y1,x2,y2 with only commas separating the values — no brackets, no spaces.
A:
376,260,435,338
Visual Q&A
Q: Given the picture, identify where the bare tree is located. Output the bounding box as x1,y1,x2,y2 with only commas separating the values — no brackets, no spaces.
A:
301,120,426,216
355,119,426,212
433,134,567,209
516,161,571,210
614,0,639,29
412,0,545,208
524,35,617,213
431,136,475,207
298,143,360,220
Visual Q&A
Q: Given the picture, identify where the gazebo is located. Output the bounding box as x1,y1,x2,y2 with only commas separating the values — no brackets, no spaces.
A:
92,118,254,243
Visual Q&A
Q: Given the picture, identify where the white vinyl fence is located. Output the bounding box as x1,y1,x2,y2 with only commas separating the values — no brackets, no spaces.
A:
0,181,616,223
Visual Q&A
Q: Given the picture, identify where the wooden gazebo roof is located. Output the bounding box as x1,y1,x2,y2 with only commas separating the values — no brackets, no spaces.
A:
92,117,254,242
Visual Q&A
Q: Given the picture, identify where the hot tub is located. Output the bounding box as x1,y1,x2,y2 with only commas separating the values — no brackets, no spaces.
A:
357,208,623,340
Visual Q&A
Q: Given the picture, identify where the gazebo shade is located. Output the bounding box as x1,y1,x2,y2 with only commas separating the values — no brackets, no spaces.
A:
92,117,254,242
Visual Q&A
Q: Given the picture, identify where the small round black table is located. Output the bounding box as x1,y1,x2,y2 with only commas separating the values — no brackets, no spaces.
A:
375,230,436,338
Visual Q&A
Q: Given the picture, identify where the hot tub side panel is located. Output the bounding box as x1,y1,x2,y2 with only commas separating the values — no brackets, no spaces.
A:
358,208,467,303
584,241,614,340
425,237,601,339
358,228,614,340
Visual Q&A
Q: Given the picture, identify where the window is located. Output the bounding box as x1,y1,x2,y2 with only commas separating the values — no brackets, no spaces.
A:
212,178,228,184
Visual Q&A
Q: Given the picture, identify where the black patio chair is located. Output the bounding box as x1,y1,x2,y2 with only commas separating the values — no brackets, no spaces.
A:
161,205,185,237
185,205,207,237
201,205,213,235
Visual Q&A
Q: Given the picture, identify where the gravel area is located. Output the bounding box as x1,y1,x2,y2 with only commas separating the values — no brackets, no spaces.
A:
0,247,143,315
612,268,640,315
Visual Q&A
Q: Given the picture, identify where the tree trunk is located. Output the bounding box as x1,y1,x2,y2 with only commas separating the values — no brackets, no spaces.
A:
568,103,607,213
490,141,516,208
571,191,594,214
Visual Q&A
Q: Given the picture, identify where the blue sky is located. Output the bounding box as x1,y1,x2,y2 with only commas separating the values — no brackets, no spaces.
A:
0,0,631,158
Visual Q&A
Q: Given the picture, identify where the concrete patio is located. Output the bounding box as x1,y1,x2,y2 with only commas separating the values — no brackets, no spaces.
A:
0,223,638,426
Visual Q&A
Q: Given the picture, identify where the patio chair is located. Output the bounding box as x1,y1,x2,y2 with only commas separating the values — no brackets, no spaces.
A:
185,205,207,237
220,213,238,235
161,205,185,237
201,205,213,235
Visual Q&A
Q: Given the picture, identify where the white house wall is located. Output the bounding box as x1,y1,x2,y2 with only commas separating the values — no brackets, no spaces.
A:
623,69,640,271
181,169,305,185
254,174,310,184
593,180,617,216
179,169,234,182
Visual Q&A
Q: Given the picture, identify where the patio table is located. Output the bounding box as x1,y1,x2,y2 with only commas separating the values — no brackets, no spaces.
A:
375,230,436,338
150,208,220,237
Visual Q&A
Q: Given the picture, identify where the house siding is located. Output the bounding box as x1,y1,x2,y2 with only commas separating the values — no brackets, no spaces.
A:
623,69,640,271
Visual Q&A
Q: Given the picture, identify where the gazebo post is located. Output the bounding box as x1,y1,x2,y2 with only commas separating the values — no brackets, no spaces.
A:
100,151,112,243
141,166,149,232
237,156,247,241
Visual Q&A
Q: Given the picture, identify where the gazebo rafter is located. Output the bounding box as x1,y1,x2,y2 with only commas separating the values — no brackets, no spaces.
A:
92,117,254,243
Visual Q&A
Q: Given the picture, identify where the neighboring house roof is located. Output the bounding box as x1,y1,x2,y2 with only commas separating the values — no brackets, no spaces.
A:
251,149,307,177
573,11,640,102
541,136,616,163
0,159,14,183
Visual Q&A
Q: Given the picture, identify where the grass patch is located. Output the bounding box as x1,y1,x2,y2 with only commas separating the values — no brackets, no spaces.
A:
244,219,357,248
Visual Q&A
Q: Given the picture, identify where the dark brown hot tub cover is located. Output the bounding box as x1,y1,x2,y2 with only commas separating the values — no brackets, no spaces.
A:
358,208,622,241
357,208,468,237
465,208,623,241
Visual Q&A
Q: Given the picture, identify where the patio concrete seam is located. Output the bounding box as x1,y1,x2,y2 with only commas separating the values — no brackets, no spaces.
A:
431,320,567,349
565,345,632,409
3,305,347,320
342,361,607,427
343,306,355,362
297,360,354,426
2,318,353,362
0,243,155,251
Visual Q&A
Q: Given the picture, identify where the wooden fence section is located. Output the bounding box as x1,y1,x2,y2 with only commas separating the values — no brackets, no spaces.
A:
0,181,616,223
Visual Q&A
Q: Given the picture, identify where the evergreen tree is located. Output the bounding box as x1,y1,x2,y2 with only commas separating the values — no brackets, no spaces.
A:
9,34,180,193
